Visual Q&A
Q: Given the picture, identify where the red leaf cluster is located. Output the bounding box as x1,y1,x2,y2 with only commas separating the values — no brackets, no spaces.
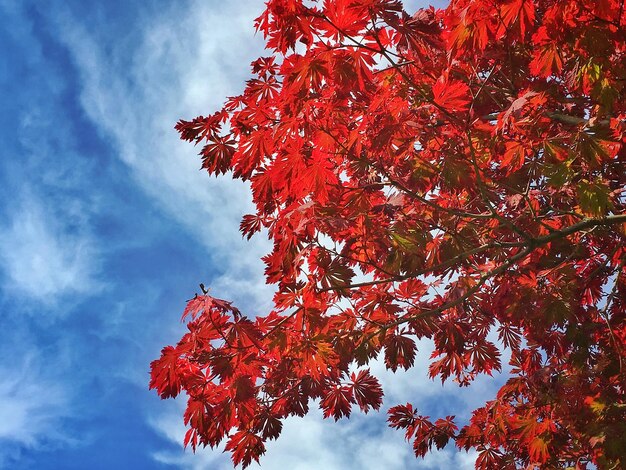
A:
154,0,626,467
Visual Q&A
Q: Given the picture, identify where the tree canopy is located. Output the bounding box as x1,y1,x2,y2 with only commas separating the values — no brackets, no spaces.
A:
150,0,626,467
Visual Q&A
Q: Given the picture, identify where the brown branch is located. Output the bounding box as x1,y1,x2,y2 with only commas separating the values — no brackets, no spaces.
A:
481,111,609,127
317,241,503,293
318,214,626,295
465,131,534,241
374,243,536,334
384,175,494,219
381,213,626,329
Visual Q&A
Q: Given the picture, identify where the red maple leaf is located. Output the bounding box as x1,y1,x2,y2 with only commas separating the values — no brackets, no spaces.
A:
154,0,626,467
350,369,384,412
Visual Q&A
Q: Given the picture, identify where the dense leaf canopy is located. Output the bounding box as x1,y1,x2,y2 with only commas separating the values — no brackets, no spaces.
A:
151,0,626,467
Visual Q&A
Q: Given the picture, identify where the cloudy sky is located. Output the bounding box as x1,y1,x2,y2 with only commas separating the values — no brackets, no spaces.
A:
0,0,502,468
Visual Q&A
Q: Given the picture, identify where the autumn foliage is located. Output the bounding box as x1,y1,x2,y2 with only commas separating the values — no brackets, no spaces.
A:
151,0,626,467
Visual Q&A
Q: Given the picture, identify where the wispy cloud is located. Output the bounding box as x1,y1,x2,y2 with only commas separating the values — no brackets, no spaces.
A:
54,0,274,312
0,359,68,444
0,350,74,467
0,192,100,305
0,2,103,308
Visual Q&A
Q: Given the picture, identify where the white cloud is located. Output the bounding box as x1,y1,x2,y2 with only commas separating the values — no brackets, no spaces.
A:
0,352,74,466
0,3,103,308
148,399,479,470
0,193,100,305
372,334,511,421
54,0,273,313
0,361,67,443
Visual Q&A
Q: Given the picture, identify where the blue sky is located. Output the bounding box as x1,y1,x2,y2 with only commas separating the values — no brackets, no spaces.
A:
0,1,499,469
